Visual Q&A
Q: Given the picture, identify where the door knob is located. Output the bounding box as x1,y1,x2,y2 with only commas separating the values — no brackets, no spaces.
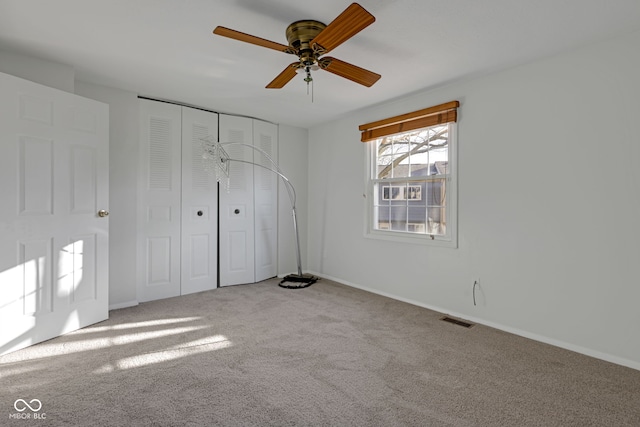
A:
98,209,109,218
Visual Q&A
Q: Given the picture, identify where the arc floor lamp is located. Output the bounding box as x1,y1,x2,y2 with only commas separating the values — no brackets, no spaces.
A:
201,136,317,289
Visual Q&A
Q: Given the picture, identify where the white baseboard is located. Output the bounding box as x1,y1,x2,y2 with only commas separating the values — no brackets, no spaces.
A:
307,271,640,372
109,300,139,311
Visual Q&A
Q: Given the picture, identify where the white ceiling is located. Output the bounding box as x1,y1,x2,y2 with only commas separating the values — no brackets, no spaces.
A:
1,0,639,129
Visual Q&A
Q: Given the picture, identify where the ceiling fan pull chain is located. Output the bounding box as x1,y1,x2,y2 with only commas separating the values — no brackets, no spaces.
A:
303,65,314,102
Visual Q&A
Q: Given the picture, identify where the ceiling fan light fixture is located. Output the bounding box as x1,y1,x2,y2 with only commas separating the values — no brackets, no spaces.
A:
296,65,319,73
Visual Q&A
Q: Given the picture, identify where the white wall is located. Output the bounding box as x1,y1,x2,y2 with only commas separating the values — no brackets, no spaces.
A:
75,82,140,309
0,50,75,93
277,125,309,276
306,29,640,369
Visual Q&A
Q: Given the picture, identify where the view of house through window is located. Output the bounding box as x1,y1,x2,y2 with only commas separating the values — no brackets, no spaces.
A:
371,123,451,238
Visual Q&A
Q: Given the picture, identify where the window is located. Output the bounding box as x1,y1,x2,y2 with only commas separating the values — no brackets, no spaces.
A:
360,101,458,246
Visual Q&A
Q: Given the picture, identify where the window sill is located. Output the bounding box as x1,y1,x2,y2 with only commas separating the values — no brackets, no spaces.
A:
364,229,457,248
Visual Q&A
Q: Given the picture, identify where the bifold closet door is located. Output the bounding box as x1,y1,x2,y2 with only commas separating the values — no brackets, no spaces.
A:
138,100,219,301
138,100,182,302
253,120,278,282
219,115,278,286
181,107,218,295
219,115,255,286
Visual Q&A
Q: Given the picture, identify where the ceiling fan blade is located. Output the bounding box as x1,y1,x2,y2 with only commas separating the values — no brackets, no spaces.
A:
266,63,300,88
310,3,375,54
318,57,381,87
213,26,292,53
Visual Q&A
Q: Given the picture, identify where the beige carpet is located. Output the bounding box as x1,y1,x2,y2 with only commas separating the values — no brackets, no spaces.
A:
2,277,639,426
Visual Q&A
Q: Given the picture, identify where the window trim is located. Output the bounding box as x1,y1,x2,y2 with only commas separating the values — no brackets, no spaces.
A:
363,122,458,248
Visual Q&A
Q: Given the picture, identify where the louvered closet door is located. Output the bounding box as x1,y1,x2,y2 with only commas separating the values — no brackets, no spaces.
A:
253,120,278,282
181,107,218,295
138,100,181,302
219,115,255,286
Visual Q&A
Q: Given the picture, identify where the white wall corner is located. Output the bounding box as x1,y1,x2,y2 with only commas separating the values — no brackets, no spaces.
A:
0,50,75,93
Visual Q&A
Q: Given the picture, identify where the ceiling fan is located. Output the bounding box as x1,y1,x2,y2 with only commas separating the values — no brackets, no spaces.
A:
213,3,381,89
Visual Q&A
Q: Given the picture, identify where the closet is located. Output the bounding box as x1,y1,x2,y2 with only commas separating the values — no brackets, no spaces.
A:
137,100,278,302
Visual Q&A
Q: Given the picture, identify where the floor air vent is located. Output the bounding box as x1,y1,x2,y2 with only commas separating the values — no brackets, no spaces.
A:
441,316,474,328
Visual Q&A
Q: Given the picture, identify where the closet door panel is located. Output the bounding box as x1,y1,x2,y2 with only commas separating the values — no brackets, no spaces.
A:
138,100,181,302
219,114,255,286
253,120,278,282
181,107,218,295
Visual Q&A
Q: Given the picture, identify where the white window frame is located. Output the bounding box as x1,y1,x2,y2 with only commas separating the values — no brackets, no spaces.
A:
364,123,457,248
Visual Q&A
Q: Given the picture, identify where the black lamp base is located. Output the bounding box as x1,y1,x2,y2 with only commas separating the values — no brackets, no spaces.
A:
279,273,318,289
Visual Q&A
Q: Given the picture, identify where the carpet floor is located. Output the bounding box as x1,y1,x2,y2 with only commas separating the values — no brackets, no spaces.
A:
2,277,639,426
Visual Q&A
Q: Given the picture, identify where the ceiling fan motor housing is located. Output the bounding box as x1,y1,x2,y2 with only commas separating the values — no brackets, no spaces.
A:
286,20,326,65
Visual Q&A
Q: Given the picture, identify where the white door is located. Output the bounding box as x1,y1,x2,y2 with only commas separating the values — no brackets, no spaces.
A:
181,107,218,295
137,100,182,302
219,115,255,286
0,72,109,356
253,120,278,282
